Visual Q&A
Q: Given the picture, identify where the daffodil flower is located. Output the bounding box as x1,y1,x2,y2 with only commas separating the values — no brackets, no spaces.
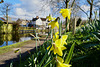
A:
46,14,53,21
57,56,71,67
14,49,20,53
61,35,68,45
53,31,68,43
60,9,71,20
47,39,66,56
53,34,68,45
53,32,59,41
48,19,59,29
47,33,68,56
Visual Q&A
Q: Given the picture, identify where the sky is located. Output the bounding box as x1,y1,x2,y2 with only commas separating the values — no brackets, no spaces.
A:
1,0,100,20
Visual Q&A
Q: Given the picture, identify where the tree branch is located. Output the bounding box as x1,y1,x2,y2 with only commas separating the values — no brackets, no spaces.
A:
75,4,88,17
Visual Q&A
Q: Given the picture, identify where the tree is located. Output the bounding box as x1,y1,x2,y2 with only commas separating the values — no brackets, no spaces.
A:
87,0,94,21
0,0,4,3
93,1,100,20
39,0,76,32
0,3,12,25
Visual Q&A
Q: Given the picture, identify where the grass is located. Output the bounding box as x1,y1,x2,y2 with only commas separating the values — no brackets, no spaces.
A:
0,40,34,55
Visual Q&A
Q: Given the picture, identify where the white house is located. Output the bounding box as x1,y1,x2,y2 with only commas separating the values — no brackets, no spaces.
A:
29,16,50,29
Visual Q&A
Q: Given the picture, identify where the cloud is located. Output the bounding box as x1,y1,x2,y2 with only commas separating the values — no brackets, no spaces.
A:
81,5,90,12
14,4,21,7
96,2,100,6
11,0,51,20
15,8,26,16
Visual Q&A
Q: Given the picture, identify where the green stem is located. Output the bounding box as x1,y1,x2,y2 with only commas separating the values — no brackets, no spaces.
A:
37,38,41,49
19,50,21,67
58,18,61,38
36,33,38,52
51,29,53,43
32,54,34,67
65,42,75,64
42,59,53,67
39,43,52,67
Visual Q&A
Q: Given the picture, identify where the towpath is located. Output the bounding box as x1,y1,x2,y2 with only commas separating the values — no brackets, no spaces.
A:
0,38,47,67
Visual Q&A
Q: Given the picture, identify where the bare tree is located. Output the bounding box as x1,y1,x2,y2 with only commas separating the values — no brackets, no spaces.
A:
0,3,12,25
87,0,94,21
39,0,76,32
0,0,4,3
93,1,100,20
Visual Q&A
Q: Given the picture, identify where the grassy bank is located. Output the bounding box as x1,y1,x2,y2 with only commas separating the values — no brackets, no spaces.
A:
0,40,34,55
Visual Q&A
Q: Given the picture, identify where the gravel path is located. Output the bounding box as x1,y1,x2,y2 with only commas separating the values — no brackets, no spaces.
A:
0,39,45,67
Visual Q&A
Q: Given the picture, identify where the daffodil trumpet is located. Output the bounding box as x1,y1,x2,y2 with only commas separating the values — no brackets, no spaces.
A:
48,17,60,29
60,8,71,20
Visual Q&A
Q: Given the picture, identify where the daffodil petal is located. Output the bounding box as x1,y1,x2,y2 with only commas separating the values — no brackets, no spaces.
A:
57,56,64,63
55,39,61,46
61,46,67,50
47,45,54,51
57,47,63,56
62,35,68,41
55,21,59,29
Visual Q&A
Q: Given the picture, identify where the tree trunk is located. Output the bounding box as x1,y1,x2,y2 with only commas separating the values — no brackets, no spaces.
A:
87,0,94,21
99,8,100,20
72,18,76,35
65,0,69,31
89,4,93,20
6,6,8,33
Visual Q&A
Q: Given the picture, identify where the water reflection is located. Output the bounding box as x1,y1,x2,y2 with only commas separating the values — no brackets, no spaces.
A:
0,33,33,47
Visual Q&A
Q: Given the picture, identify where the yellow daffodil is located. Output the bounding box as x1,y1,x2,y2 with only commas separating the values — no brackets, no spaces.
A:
47,39,66,56
53,31,68,43
14,49,20,53
53,18,56,20
57,56,71,67
53,34,68,45
48,19,59,29
60,9,71,20
46,14,53,21
53,32,59,41
61,35,68,45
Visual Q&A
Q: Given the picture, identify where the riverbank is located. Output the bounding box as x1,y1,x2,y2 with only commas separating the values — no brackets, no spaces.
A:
0,39,45,67
0,40,33,55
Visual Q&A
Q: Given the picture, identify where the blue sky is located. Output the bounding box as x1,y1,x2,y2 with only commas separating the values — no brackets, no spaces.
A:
1,0,100,20
4,0,21,5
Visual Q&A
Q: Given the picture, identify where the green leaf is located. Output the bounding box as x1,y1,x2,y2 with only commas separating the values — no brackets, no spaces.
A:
42,58,53,67
39,42,51,67
10,62,13,67
65,42,75,64
72,56,87,61
93,34,100,41
82,43,100,48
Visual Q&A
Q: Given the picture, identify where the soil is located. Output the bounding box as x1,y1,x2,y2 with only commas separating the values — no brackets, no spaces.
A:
0,38,47,67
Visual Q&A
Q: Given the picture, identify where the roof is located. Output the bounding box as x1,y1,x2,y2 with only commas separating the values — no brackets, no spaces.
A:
0,17,5,21
32,18,46,21
40,18,46,21
32,18,39,21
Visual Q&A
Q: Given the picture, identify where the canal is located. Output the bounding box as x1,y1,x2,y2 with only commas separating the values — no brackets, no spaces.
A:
0,33,34,47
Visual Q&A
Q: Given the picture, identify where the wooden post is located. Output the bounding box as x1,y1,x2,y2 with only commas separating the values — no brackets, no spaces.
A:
72,18,76,35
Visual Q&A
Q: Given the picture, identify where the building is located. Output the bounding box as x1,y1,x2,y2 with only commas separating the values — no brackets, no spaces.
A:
16,18,29,27
28,16,50,29
0,17,5,22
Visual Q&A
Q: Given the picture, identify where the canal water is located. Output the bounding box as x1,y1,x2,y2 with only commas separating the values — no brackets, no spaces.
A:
0,33,34,47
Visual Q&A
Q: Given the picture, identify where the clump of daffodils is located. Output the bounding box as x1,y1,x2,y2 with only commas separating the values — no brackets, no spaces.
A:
46,8,71,67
